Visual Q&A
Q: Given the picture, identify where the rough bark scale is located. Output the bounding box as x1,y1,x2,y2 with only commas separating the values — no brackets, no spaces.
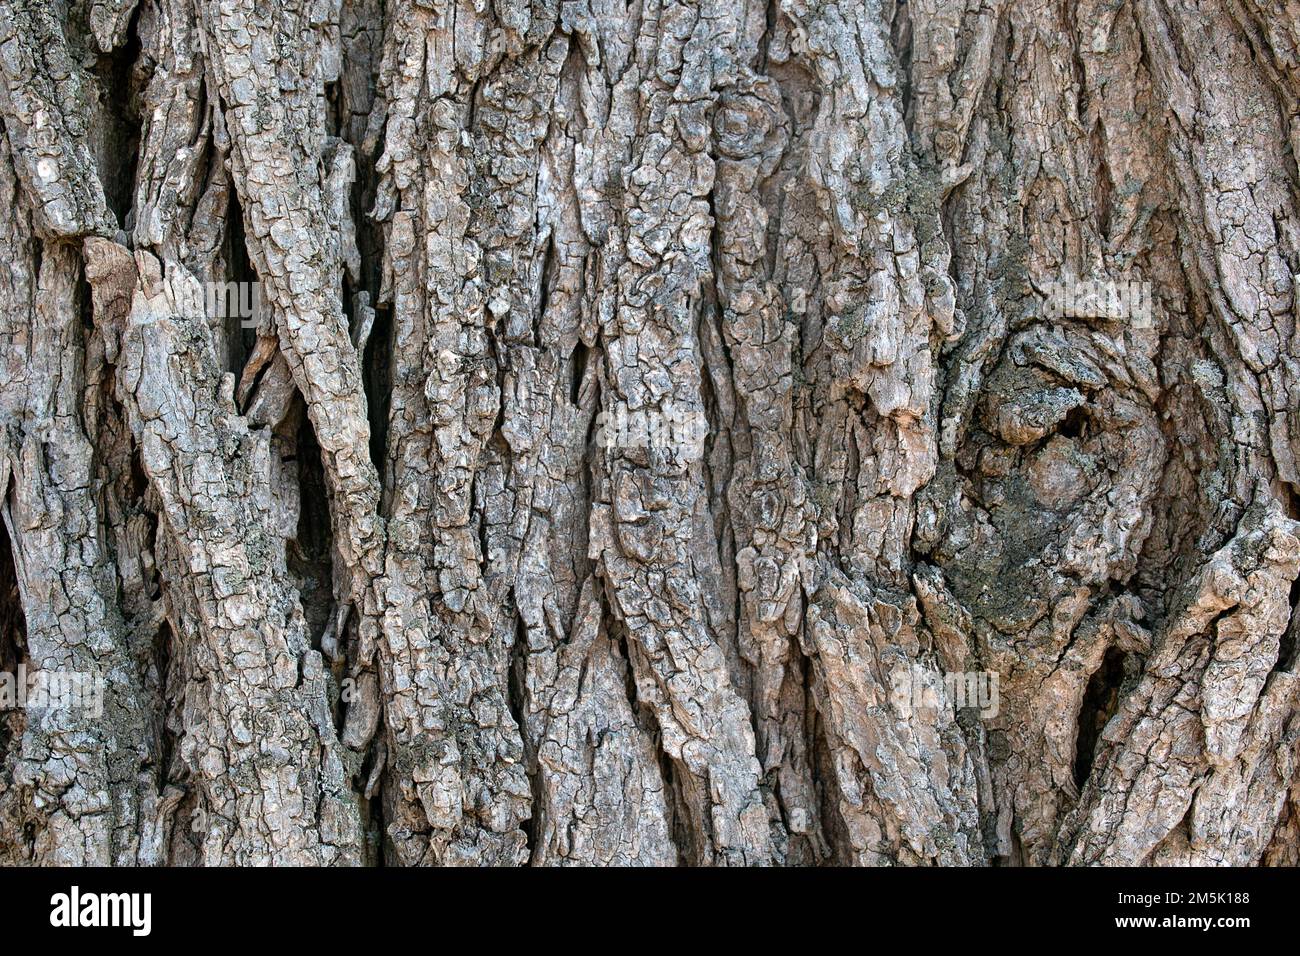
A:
0,0,1298,866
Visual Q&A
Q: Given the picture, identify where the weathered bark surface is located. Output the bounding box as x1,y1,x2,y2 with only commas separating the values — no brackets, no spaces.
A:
0,0,1298,866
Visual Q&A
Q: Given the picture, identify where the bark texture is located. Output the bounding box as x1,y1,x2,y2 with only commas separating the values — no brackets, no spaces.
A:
0,0,1299,866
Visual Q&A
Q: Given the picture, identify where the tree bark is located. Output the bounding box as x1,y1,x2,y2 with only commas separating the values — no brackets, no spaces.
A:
0,0,1298,866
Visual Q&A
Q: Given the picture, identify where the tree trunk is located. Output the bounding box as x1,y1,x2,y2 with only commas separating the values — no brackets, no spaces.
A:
0,0,1298,866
